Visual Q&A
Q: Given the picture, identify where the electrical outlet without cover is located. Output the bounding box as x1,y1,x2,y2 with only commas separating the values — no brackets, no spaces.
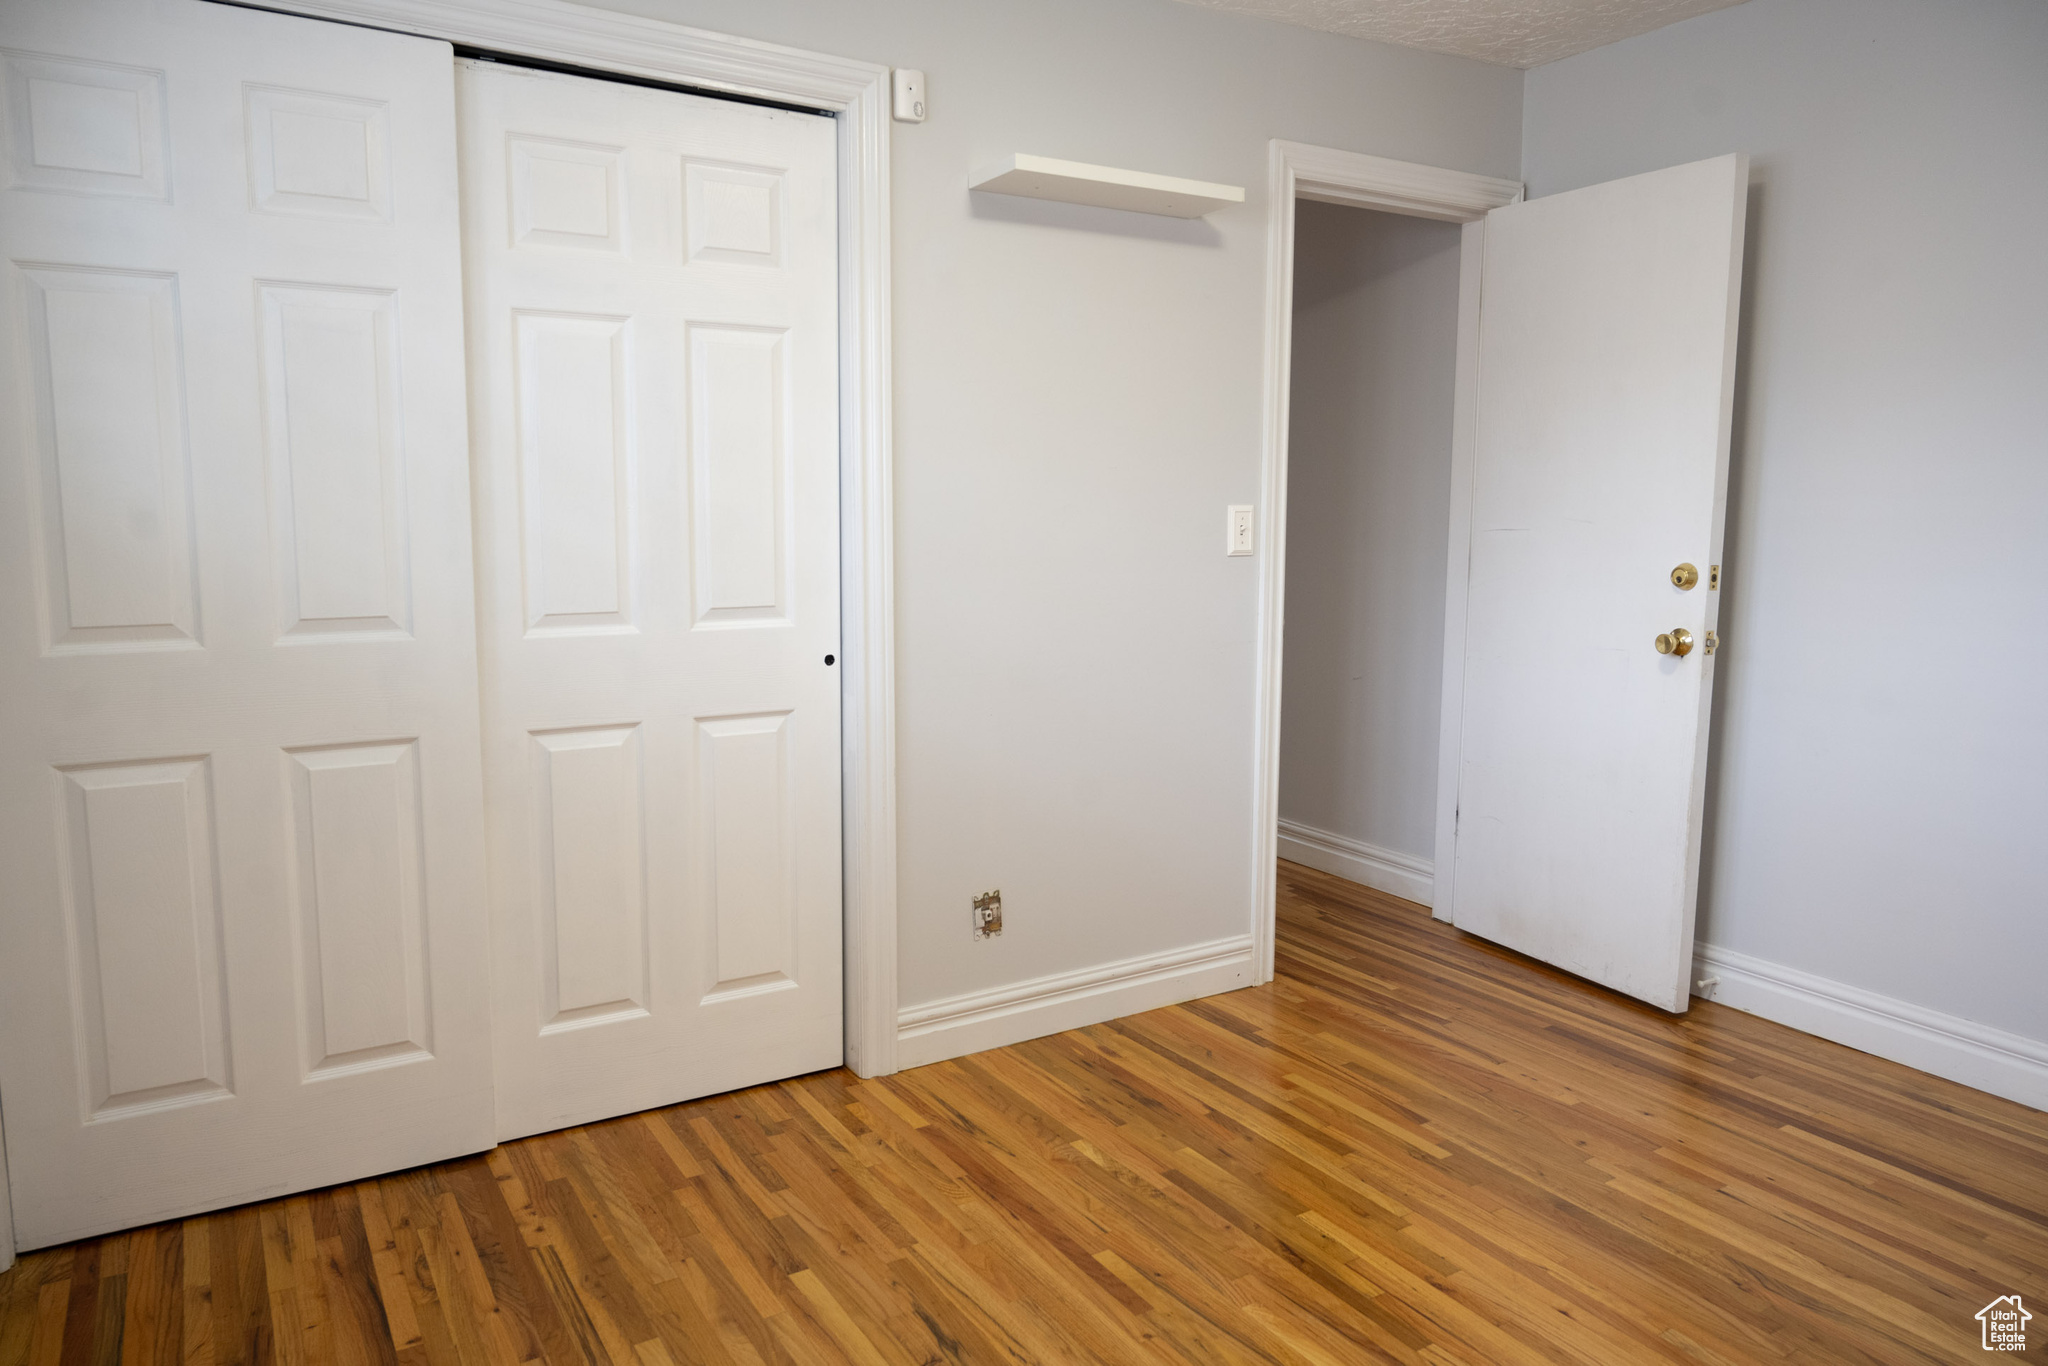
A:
973,889,1002,938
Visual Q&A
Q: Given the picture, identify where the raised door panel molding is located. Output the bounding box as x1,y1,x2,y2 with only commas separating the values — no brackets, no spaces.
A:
683,159,782,266
509,135,625,252
514,310,634,634
532,725,649,1032
244,85,391,220
698,712,797,1000
689,324,787,626
55,757,232,1120
285,741,433,1078
20,264,200,653
260,283,412,639
2,50,170,200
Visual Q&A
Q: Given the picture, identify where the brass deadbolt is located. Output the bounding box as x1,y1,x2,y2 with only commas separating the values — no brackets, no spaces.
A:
1671,563,1700,590
1655,627,1695,657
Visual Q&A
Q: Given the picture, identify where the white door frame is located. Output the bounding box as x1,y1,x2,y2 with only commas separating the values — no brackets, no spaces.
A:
1250,141,1520,979
1,1104,12,1273
247,0,902,1075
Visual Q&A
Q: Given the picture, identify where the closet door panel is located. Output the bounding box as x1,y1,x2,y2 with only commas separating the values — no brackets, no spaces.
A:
459,61,843,1140
0,0,492,1247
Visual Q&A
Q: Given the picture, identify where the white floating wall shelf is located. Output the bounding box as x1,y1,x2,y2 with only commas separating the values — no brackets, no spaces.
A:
970,154,1245,219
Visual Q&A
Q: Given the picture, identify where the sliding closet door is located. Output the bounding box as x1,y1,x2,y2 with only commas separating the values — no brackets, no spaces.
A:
0,0,493,1245
458,62,844,1139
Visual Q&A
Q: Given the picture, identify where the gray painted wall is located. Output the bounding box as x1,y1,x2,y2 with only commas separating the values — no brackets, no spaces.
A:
1279,202,1461,861
588,0,1522,1009
1525,0,2048,1043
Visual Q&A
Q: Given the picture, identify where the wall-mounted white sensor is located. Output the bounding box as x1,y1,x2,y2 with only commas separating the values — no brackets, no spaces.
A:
892,69,926,123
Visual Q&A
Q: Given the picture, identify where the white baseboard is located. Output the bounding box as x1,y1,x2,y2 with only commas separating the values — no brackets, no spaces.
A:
1277,818,1433,907
1693,942,2048,1112
895,934,1256,1070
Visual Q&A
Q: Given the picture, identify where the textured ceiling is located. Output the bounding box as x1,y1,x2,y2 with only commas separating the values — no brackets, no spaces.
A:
1168,0,1752,67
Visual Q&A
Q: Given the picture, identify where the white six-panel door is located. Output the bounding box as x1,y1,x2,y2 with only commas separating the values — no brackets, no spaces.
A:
455,62,844,1139
0,0,495,1245
1447,154,1748,1012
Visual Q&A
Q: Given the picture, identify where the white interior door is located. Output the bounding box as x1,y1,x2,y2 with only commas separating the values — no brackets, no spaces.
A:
457,62,844,1140
1446,154,1747,1012
0,0,493,1245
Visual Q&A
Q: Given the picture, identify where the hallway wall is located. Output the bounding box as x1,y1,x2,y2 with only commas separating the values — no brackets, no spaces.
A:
1279,202,1462,883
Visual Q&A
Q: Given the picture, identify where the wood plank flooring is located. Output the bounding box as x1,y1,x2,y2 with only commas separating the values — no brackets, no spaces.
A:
4,860,2045,1364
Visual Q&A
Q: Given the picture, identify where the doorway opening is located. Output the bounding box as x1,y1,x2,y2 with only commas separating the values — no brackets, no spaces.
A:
1245,141,1519,982
1275,201,1461,940
1252,143,1748,1015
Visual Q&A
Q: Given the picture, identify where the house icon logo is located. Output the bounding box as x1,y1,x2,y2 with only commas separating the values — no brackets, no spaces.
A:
1978,1295,2031,1351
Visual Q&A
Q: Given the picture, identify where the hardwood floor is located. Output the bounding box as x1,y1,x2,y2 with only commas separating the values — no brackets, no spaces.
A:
4,860,2044,1364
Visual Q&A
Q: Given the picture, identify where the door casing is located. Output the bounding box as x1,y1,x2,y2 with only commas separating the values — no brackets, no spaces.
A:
226,0,903,1075
1250,141,1522,979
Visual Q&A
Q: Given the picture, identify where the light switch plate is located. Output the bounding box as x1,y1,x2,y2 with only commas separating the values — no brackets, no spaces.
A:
1227,504,1254,556
892,69,926,123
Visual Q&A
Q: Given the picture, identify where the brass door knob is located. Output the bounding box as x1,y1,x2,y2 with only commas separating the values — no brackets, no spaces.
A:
1655,627,1695,657
1671,563,1699,589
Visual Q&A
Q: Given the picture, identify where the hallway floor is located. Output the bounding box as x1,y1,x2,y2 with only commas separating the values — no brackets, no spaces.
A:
3,860,2044,1364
